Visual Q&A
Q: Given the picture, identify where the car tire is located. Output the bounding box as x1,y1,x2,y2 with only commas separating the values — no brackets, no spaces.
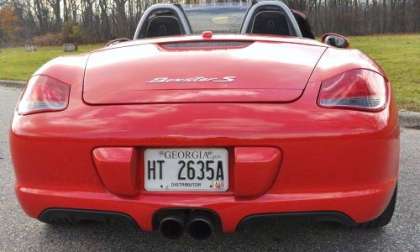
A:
359,185,397,228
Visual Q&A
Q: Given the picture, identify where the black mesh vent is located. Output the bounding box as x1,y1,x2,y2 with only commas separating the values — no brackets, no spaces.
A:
159,41,252,50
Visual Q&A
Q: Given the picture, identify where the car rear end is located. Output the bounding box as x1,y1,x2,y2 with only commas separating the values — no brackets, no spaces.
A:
10,36,399,238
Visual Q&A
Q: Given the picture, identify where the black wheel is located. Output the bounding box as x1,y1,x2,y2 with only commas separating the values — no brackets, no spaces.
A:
359,185,397,228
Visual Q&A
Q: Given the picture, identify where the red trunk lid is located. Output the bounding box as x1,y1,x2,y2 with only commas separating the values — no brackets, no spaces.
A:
83,39,326,104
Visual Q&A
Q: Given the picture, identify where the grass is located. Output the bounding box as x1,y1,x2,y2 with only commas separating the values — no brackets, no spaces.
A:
0,44,102,81
0,34,419,111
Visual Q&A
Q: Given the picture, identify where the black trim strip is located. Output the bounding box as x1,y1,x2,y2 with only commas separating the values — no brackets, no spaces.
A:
237,211,357,230
38,208,140,229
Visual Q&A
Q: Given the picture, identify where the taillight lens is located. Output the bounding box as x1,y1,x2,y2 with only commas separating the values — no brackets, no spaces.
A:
318,69,387,111
18,75,70,115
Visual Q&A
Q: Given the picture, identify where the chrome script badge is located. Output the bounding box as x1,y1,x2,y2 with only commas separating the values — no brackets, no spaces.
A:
147,76,236,84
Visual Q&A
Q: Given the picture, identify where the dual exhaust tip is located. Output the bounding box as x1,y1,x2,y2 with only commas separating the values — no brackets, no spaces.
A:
159,214,214,240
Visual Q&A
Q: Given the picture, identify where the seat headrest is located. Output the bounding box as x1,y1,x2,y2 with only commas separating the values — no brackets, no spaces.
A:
146,16,182,38
251,11,290,36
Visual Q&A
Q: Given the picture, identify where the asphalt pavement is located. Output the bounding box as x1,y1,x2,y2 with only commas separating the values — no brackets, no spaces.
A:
0,85,419,251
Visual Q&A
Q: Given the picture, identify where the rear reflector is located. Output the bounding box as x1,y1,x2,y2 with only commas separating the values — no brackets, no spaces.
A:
18,75,70,115
318,69,387,111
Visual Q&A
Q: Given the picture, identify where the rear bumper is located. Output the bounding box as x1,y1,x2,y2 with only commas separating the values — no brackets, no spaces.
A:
17,179,396,232
10,87,400,232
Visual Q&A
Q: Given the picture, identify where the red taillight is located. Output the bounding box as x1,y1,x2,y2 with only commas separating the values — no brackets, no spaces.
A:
318,69,388,111
18,75,70,115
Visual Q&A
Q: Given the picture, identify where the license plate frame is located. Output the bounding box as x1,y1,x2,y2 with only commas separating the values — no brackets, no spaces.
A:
144,148,229,192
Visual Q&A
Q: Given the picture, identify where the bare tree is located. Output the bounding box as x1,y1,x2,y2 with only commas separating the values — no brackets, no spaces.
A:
2,0,420,45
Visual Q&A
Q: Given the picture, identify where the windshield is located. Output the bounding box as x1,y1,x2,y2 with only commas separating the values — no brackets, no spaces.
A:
183,5,248,34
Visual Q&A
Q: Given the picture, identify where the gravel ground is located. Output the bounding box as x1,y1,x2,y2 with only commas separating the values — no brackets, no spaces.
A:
0,85,419,251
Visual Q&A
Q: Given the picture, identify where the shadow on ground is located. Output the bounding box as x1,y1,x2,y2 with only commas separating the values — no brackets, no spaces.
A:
38,218,388,251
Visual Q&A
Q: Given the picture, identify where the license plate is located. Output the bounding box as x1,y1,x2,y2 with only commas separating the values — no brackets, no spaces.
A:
144,148,229,192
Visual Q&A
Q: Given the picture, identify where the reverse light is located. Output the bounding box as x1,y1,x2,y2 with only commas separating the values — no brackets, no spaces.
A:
18,75,70,115
318,69,387,111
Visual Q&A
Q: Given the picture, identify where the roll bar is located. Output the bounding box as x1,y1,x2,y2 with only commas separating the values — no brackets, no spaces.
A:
134,1,302,39
240,1,303,37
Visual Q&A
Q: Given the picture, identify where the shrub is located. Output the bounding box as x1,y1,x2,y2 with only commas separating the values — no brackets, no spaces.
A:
0,4,23,45
32,33,63,46
62,22,82,44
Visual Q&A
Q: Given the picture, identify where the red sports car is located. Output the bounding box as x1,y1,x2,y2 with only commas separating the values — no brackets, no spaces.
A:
10,1,399,240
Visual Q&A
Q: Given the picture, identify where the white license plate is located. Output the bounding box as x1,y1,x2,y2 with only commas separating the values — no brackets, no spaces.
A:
144,148,229,192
